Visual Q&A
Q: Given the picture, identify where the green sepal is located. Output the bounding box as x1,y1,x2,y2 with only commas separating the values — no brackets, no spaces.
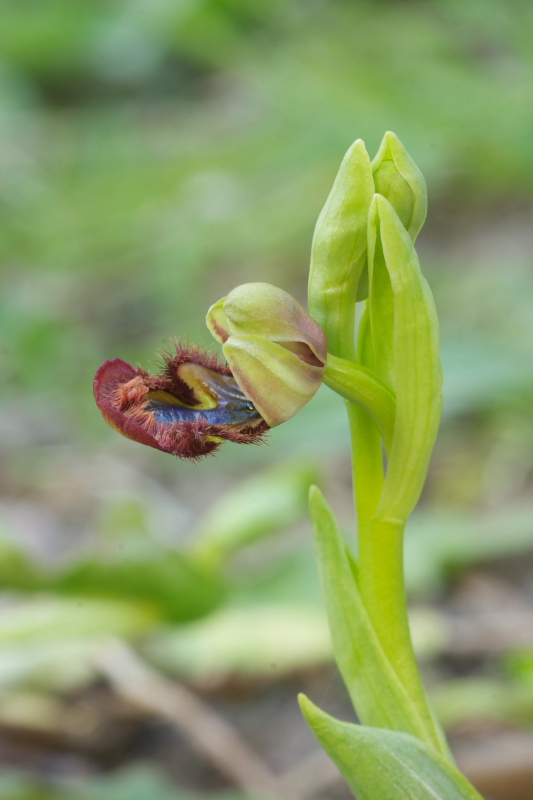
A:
368,194,443,522
213,283,327,363
223,334,323,427
308,486,449,755
308,139,374,359
205,295,230,342
207,283,327,427
372,131,427,243
299,697,483,800
323,354,395,452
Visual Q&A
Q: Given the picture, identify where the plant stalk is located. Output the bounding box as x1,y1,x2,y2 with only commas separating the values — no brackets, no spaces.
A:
347,401,452,759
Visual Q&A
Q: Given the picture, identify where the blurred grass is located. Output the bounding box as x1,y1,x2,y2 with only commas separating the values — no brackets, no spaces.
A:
1,0,533,793
0,762,248,800
2,0,533,436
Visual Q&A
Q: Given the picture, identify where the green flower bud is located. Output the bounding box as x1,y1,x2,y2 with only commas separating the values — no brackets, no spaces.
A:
367,193,442,522
308,139,374,360
206,283,327,427
372,132,427,242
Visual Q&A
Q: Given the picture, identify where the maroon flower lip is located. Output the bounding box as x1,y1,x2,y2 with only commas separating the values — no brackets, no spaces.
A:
94,345,269,460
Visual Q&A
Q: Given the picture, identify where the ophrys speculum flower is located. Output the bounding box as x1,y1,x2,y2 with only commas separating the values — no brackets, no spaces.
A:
94,345,268,460
95,283,327,459
207,283,327,427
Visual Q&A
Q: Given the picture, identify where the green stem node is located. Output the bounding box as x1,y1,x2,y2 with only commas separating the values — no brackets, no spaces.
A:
324,355,395,452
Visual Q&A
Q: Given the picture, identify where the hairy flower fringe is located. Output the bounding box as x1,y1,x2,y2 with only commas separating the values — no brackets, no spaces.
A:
94,343,269,460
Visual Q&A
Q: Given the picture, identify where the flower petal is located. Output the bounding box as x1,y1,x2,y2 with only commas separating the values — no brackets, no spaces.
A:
218,283,328,365
94,348,269,460
205,296,231,344
93,359,164,452
223,334,324,427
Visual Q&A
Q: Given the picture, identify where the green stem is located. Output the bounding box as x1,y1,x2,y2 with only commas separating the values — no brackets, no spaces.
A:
324,354,395,452
348,401,452,759
347,401,383,524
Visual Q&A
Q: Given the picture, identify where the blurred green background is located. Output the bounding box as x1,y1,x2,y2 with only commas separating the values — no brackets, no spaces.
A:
2,1,533,799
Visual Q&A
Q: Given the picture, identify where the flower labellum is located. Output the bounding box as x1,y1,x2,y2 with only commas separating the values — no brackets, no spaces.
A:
94,345,269,460
206,283,327,427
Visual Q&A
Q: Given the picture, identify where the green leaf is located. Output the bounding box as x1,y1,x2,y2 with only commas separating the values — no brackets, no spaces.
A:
0,596,155,692
63,764,212,800
308,139,374,359
0,535,42,592
406,501,533,595
308,486,448,754
147,603,332,683
368,194,443,522
0,596,154,648
0,763,242,800
431,675,533,729
54,550,225,623
300,696,483,800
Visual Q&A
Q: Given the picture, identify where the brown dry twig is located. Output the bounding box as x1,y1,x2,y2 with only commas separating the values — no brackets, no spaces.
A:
95,639,285,798
95,639,343,799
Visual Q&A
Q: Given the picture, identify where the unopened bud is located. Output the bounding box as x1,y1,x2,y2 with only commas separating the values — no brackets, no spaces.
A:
372,132,427,242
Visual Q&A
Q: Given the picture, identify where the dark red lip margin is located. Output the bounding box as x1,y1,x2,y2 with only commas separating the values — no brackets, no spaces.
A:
94,358,165,452
94,352,270,461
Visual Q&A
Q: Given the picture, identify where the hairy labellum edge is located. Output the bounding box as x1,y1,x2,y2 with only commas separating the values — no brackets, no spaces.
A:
94,344,269,460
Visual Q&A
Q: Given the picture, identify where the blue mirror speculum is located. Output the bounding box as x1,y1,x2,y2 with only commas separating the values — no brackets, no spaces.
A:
94,345,269,460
